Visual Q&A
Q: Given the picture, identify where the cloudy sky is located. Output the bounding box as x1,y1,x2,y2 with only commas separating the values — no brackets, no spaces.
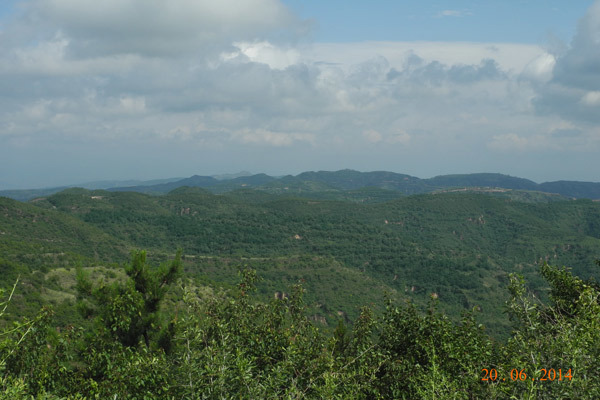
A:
1,0,599,189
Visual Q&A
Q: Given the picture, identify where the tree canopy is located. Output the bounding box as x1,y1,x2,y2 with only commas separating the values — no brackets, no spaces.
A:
0,258,598,399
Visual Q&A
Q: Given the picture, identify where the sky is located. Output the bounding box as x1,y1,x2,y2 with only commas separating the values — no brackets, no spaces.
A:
1,0,599,189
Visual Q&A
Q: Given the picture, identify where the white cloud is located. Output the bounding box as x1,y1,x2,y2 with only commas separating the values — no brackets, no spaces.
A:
25,0,298,58
581,91,600,106
22,100,51,120
441,10,462,17
1,0,599,186
521,53,556,82
533,1,600,123
488,133,530,151
436,10,471,18
165,126,192,141
488,128,570,152
387,130,411,145
119,96,146,114
363,129,382,143
304,42,546,74
232,128,315,147
362,129,410,145
230,41,301,69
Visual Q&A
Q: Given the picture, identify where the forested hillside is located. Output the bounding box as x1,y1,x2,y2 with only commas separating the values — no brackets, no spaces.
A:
2,188,600,333
0,187,599,398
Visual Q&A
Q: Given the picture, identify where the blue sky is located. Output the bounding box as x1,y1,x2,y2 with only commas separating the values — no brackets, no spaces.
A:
0,1,16,17
1,0,599,188
282,1,589,43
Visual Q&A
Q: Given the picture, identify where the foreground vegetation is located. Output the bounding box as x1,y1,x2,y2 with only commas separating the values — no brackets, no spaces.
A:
0,253,598,398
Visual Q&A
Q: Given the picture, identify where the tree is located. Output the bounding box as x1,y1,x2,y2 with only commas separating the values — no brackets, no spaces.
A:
77,250,182,349
501,262,600,399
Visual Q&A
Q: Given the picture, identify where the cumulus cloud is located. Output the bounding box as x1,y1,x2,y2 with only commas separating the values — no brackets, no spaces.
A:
387,55,505,85
23,0,298,58
228,41,302,69
533,1,600,123
520,53,556,82
0,0,598,187
306,42,545,73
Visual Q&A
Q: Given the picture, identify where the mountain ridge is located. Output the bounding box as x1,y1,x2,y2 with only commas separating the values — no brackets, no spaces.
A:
2,170,600,201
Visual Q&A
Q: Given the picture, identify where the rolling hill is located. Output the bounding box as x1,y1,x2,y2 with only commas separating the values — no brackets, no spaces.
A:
5,186,598,337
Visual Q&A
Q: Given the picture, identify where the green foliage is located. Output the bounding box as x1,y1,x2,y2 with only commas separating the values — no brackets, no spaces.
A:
0,279,65,399
2,182,600,397
500,264,600,399
371,298,493,399
0,259,599,398
77,250,182,349
0,196,126,265
171,269,331,398
19,188,600,334
4,186,600,337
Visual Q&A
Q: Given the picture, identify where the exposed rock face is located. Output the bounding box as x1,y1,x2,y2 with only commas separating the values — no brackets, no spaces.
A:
274,291,289,300
336,310,350,323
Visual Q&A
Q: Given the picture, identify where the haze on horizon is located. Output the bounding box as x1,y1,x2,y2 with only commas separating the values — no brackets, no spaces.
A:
1,0,599,189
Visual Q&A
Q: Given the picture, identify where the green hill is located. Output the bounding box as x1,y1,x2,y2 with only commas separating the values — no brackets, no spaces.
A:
8,188,597,337
1,185,600,399
539,180,600,199
0,195,127,264
426,172,538,190
108,174,219,194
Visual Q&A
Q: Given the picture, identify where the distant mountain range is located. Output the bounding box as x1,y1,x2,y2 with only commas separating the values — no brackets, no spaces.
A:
0,177,183,201
2,170,600,202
